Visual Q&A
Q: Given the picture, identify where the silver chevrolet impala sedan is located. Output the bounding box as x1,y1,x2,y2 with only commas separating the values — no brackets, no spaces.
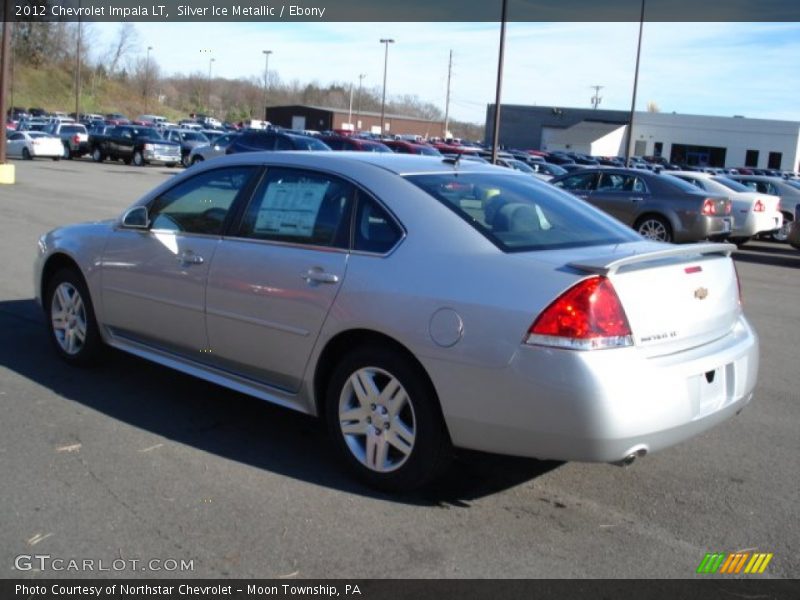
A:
35,152,759,491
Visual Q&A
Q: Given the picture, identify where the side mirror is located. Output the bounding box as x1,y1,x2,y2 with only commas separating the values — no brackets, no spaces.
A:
121,206,149,229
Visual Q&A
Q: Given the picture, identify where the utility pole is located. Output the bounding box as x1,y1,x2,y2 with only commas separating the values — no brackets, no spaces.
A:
262,50,272,120
590,85,603,110
0,0,11,169
379,39,394,138
75,6,82,120
490,0,508,164
443,49,452,140
144,46,153,113
348,82,354,129
355,73,365,130
625,0,646,167
207,56,215,113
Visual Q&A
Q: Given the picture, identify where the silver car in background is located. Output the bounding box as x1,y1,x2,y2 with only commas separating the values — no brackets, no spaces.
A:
670,171,783,245
34,154,758,491
550,168,733,243
186,131,240,167
729,175,800,242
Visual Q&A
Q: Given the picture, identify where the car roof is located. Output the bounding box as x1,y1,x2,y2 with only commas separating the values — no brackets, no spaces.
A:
199,150,503,176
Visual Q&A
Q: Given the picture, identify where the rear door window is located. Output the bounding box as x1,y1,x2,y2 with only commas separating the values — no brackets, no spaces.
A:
553,172,598,192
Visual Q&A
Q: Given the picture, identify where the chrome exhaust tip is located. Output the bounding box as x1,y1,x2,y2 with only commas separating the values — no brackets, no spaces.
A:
612,448,647,467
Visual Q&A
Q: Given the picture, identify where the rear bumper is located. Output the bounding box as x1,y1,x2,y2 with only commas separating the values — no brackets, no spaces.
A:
677,215,732,242
431,315,758,463
734,211,783,238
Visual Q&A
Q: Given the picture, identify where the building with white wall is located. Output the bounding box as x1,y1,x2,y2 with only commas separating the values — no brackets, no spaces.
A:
485,105,800,171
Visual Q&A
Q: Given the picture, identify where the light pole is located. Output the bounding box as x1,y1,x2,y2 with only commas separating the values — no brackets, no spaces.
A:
262,49,272,120
207,56,215,113
75,3,82,120
490,0,508,164
379,39,394,138
624,0,646,167
144,46,153,113
355,73,366,130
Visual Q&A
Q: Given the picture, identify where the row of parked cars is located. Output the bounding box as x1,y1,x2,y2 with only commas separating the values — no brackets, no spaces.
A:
6,111,799,250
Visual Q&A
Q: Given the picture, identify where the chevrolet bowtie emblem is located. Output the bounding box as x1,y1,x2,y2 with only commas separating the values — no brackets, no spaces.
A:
694,287,709,300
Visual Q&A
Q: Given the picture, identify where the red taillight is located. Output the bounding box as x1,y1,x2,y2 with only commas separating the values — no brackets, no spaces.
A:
701,198,717,215
753,199,765,212
526,276,633,350
71,134,80,144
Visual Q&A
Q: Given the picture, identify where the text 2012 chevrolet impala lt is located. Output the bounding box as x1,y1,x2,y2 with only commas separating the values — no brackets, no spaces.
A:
34,153,759,491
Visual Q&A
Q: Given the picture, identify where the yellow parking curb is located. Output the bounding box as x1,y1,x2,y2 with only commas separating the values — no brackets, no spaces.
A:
0,163,16,184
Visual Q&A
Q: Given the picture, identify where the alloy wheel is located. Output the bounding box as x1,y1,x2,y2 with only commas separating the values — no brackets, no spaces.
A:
50,282,87,356
638,218,670,242
338,367,416,473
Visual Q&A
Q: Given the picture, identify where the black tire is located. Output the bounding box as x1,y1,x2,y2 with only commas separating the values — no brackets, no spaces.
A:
22,147,32,160
91,147,104,162
44,268,104,367
133,151,145,167
62,143,72,160
181,154,191,168
325,345,452,492
191,156,204,166
52,156,60,161
166,163,177,168
635,215,673,243
769,214,792,243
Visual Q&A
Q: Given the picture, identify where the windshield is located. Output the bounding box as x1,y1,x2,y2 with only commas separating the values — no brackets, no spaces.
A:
405,172,639,252
180,131,209,142
416,145,441,156
61,125,86,134
291,136,331,151
710,176,750,192
507,160,535,173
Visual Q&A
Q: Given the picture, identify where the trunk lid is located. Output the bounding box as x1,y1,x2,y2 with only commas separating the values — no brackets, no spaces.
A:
568,243,741,357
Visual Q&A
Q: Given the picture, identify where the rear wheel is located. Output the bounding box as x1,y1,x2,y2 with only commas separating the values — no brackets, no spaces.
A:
133,151,145,167
45,268,104,366
91,147,104,162
770,215,792,243
191,155,204,166
325,345,452,492
635,215,672,243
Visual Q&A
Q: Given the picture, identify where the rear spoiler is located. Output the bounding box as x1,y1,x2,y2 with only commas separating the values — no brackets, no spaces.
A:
569,243,736,276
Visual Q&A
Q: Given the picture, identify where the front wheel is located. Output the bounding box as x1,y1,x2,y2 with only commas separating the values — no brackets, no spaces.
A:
133,151,145,167
45,268,104,366
636,215,673,243
91,147,104,162
325,346,452,492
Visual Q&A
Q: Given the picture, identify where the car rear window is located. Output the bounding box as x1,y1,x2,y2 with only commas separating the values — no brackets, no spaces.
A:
61,125,87,134
290,136,331,151
405,172,639,252
710,176,750,192
662,173,707,192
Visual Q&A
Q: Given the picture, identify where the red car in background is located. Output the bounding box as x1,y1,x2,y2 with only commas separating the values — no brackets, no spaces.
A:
318,135,393,152
382,140,442,156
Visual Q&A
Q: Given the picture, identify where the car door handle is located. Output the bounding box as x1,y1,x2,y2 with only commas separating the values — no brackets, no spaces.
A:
630,197,644,202
301,269,339,284
178,251,204,265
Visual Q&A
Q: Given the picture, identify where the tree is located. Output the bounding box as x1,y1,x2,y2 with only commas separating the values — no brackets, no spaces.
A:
106,23,138,74
647,101,660,113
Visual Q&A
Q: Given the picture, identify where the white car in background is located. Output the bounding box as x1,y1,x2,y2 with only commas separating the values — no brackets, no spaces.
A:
6,131,63,160
669,172,783,245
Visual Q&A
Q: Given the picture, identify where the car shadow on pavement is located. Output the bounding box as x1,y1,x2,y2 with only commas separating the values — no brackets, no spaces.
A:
0,298,561,507
733,244,800,269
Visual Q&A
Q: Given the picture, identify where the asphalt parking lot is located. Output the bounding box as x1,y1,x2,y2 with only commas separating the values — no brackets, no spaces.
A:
0,158,798,579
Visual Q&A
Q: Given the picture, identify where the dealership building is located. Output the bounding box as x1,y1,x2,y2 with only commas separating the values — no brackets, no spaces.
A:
485,105,800,171
266,105,445,138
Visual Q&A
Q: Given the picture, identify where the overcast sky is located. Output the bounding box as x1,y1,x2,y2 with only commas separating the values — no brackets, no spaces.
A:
88,21,800,124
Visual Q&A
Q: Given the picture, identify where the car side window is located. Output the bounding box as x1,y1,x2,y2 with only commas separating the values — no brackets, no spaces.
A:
239,168,354,248
120,129,132,140
554,172,597,191
9,133,22,141
354,197,403,254
766,183,778,195
148,167,256,235
275,136,294,151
